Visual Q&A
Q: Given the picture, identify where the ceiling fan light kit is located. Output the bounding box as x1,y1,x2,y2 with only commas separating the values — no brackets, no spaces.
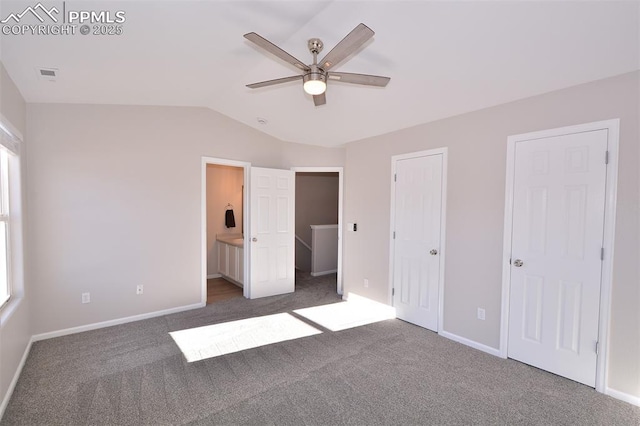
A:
303,65,327,95
244,23,390,106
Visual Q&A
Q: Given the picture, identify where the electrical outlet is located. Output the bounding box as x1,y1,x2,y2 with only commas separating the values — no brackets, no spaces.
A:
364,278,369,288
82,292,90,304
477,308,486,320
136,285,143,295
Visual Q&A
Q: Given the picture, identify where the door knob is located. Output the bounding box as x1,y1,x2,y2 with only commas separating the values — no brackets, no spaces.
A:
513,259,524,267
252,237,258,242
430,249,438,255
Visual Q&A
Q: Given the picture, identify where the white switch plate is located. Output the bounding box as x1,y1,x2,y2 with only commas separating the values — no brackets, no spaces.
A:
82,292,90,304
364,278,369,288
477,308,486,320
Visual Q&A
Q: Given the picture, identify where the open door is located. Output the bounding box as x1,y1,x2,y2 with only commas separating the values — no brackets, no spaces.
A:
249,167,295,298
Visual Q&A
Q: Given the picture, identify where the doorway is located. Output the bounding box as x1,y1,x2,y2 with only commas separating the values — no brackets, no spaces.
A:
202,157,250,304
500,120,619,392
390,149,448,332
291,167,344,295
205,163,245,304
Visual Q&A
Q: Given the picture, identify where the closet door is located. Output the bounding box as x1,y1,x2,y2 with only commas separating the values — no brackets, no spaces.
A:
391,152,444,331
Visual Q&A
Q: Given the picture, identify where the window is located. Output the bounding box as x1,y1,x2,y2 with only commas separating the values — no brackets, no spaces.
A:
0,149,10,307
0,116,19,310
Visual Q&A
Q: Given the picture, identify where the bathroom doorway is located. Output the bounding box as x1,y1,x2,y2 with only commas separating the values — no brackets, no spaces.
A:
202,157,250,304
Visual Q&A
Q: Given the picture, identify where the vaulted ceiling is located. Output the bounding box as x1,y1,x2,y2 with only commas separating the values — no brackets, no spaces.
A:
1,1,638,147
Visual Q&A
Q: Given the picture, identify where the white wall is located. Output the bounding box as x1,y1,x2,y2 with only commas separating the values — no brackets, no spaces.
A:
206,164,243,276
343,71,639,399
0,62,29,414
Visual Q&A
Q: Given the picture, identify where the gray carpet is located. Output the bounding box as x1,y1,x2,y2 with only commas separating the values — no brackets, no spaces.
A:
2,272,639,425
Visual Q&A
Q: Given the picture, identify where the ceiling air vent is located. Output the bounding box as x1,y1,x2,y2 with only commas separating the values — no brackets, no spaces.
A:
36,67,58,82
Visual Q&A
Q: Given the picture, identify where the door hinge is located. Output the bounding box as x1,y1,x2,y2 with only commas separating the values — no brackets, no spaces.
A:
394,173,397,182
392,288,395,296
595,341,599,355
509,258,512,265
601,247,604,261
605,151,609,165
393,231,396,239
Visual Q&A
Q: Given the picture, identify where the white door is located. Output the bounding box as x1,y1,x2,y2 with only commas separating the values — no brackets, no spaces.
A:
508,130,607,387
392,153,444,331
249,167,295,299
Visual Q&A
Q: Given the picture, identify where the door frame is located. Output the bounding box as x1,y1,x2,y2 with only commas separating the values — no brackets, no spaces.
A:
290,167,344,295
388,148,448,332
201,157,251,302
499,119,620,394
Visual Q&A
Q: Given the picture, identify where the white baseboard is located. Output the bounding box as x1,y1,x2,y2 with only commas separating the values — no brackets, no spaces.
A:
439,330,501,357
0,336,33,419
32,302,205,342
207,274,222,279
310,269,337,277
606,387,640,407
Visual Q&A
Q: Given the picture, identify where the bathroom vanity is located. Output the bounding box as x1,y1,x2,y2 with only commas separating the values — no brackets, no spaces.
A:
216,234,244,287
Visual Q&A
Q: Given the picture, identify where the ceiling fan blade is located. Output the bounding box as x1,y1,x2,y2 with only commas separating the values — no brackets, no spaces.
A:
246,75,302,89
313,93,326,106
319,23,374,71
327,72,390,87
244,32,309,71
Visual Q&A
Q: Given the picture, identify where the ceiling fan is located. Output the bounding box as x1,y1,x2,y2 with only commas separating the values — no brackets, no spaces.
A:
244,23,390,106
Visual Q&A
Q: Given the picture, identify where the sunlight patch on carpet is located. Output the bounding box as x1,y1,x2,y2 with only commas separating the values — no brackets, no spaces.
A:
294,293,396,332
170,313,322,362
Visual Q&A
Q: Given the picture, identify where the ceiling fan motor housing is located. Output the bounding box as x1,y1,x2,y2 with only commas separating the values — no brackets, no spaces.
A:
303,64,326,84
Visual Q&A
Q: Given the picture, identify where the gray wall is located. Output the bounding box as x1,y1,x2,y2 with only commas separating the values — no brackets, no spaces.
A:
295,173,339,244
311,225,339,274
342,71,639,398
281,142,346,169
0,62,29,413
294,173,339,271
